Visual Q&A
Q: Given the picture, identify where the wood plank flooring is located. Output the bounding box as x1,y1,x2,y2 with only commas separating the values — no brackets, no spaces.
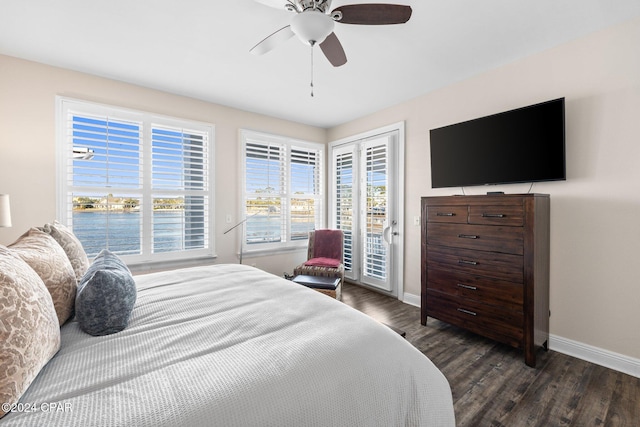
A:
341,283,640,427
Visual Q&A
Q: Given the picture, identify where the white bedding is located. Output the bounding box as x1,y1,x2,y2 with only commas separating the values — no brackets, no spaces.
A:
1,264,454,426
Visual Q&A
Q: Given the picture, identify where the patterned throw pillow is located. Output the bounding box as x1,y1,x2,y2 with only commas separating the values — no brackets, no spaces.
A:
0,246,61,419
76,249,137,336
9,228,78,326
42,221,90,283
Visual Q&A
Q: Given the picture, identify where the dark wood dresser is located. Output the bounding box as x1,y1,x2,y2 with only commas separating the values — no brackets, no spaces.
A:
421,194,550,367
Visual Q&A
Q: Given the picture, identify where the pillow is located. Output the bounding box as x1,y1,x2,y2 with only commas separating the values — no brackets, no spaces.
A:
41,221,90,283
76,249,136,336
0,246,61,419
304,257,341,268
9,228,77,326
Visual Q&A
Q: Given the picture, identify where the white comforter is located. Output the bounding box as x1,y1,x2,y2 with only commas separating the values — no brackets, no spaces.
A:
1,264,454,426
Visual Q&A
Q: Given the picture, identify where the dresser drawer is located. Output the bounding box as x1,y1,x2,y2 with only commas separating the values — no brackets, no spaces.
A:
427,246,523,283
427,223,524,255
427,268,523,311
426,205,468,223
469,204,524,226
426,291,523,348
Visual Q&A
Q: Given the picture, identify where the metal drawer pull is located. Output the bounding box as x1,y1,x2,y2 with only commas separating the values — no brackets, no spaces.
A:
436,212,455,217
457,283,477,290
458,234,478,239
482,213,505,218
457,308,477,316
458,259,478,266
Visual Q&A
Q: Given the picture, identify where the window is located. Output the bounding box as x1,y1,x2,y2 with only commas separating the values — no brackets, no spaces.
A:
241,129,323,250
57,98,214,264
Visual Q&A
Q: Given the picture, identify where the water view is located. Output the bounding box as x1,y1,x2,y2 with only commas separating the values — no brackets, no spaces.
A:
73,210,193,257
73,210,313,257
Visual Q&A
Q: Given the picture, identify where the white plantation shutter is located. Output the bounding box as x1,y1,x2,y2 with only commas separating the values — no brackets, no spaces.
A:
244,141,285,244
290,147,321,241
64,113,144,256
363,141,388,281
333,147,355,273
58,98,214,263
242,130,323,248
151,127,207,191
69,115,142,189
151,126,210,253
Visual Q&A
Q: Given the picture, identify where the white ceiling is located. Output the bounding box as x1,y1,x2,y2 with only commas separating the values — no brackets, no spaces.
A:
1,0,639,128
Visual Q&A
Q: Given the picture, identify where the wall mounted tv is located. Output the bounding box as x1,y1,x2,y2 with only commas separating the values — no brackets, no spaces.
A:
429,98,566,189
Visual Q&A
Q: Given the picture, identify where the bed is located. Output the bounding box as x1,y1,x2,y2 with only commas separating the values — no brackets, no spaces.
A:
1,262,454,426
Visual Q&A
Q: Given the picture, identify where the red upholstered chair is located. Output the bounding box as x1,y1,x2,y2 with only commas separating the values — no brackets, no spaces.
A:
293,229,344,300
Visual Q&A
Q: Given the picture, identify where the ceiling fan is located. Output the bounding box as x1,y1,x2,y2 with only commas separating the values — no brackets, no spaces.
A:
250,0,413,67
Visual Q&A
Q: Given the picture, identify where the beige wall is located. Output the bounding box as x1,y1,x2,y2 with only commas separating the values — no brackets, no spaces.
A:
0,54,323,275
328,17,640,360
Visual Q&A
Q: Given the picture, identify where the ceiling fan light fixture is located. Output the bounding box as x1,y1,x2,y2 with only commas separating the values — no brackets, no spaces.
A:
291,10,335,45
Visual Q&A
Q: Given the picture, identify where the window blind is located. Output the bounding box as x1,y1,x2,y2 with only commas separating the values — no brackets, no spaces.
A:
242,131,323,248
290,147,321,241
245,141,285,244
363,143,388,280
334,149,354,272
70,115,142,189
67,114,144,256
151,126,209,253
58,98,214,263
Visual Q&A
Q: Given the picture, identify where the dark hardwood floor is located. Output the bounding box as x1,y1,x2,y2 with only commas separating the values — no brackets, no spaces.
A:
341,282,640,427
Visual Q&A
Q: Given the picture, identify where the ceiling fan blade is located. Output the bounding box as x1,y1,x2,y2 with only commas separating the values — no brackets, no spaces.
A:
250,25,295,55
320,32,347,67
333,4,412,25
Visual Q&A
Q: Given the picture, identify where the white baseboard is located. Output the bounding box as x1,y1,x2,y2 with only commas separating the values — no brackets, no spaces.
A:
549,334,640,378
402,292,420,307
402,292,639,378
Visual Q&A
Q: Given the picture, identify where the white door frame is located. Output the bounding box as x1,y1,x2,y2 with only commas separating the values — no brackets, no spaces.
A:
329,122,405,300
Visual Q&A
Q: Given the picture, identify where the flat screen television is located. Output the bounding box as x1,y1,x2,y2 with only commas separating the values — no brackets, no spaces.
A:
429,98,566,189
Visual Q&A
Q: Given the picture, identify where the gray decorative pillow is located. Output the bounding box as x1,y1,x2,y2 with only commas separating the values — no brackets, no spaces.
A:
76,249,137,336
0,246,61,419
9,228,77,326
42,221,90,283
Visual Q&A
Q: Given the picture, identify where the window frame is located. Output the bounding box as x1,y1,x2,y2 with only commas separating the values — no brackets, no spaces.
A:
240,129,325,255
55,97,216,266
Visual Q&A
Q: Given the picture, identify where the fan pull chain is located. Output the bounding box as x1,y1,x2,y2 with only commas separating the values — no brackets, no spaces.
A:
310,43,314,97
